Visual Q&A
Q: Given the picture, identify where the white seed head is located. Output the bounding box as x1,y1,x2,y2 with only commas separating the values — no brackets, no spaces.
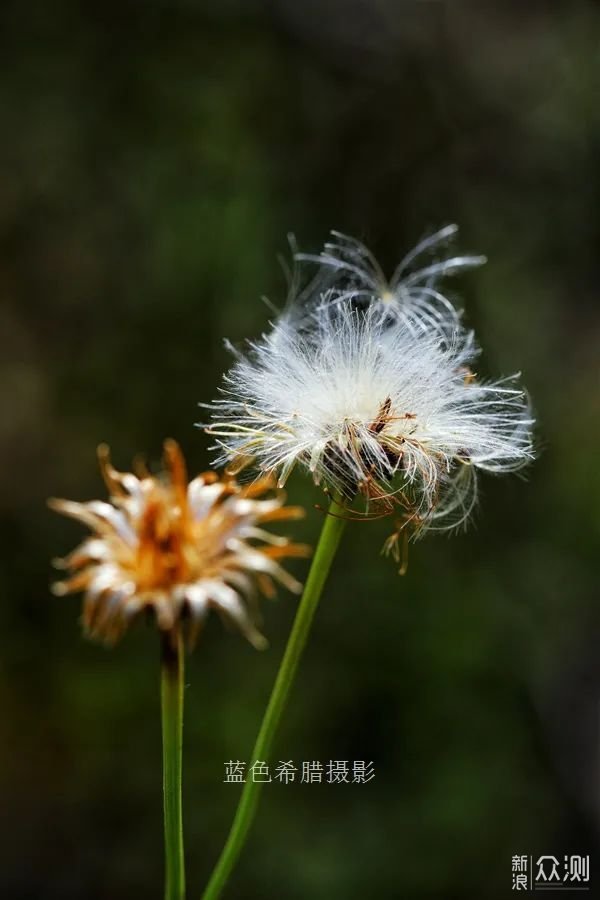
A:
205,299,534,536
295,225,486,336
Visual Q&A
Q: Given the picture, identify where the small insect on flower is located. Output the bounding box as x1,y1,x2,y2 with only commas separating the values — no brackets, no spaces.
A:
204,300,534,541
295,225,486,335
49,441,309,648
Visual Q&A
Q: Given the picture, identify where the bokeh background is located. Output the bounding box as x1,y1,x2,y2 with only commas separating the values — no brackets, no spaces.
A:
2,1,600,897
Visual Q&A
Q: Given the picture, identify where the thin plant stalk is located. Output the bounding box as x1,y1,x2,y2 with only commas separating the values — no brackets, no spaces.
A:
161,628,186,900
202,496,347,899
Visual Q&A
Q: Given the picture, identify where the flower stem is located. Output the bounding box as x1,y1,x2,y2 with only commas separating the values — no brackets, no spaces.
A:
161,629,186,900
202,496,347,900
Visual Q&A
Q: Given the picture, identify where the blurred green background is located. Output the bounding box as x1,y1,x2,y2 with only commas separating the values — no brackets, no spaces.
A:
2,1,599,897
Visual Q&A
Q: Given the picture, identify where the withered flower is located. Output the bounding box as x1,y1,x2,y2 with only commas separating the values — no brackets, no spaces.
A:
49,440,308,648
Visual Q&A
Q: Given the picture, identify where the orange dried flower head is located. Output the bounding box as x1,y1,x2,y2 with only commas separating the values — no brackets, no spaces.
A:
49,440,309,648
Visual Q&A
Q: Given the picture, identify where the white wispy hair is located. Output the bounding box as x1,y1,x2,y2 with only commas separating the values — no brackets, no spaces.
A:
295,225,486,335
204,301,534,535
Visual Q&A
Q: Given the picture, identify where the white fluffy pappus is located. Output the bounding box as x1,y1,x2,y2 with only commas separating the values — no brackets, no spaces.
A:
204,301,534,536
295,224,487,335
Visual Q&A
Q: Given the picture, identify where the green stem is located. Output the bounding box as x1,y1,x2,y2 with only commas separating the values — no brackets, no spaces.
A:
161,629,186,900
202,496,347,900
